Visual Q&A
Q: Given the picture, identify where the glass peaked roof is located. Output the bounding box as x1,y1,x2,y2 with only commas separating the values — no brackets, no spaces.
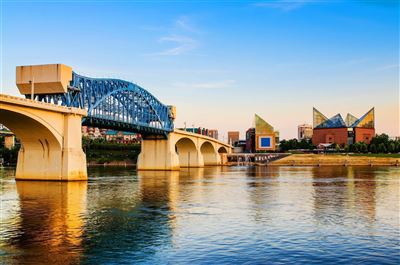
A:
316,113,346,128
313,108,328,128
255,114,274,134
313,108,375,129
351,108,375,128
345,113,358,127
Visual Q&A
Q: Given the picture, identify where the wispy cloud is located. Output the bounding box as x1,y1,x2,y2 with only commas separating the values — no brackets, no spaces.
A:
376,64,399,71
148,16,200,56
175,15,197,32
173,80,236,89
155,35,197,56
254,0,312,12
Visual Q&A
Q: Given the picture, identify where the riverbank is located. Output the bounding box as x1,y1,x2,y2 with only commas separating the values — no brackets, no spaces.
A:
268,154,400,166
87,160,135,167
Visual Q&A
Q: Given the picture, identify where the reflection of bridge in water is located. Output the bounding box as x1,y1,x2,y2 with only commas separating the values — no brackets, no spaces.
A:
0,64,232,181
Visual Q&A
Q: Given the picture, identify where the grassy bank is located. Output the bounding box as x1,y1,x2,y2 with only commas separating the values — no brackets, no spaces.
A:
269,154,400,166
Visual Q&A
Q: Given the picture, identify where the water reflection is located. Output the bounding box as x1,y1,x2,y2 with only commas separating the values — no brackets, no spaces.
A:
6,181,87,264
0,166,398,264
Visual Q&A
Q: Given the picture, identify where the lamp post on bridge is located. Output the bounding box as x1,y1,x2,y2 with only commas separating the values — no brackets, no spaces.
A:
29,77,35,100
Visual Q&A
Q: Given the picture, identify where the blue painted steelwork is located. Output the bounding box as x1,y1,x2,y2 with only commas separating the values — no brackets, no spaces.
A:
33,72,174,136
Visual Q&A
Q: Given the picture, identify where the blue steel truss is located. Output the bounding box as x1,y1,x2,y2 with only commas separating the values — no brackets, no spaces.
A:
33,72,174,136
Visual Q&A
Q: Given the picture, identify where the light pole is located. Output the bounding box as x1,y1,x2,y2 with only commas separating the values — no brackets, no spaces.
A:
29,77,35,100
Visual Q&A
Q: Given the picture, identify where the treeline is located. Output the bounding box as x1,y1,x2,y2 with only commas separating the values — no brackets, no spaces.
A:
279,134,400,154
83,137,141,164
345,134,400,154
0,136,20,165
279,139,314,152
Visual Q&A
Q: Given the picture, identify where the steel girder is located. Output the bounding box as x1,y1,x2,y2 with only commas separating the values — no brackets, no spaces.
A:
34,72,174,136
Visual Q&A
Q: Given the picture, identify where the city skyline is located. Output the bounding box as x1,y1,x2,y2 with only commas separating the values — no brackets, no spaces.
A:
1,0,398,139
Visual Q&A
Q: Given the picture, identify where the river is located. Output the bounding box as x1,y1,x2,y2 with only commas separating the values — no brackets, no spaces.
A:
1,166,399,264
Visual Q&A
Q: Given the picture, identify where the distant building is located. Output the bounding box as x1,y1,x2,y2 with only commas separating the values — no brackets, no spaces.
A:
105,130,141,143
183,127,215,138
254,114,279,151
208,129,219,140
298,124,313,140
246,114,279,152
227,131,240,145
245,128,255,153
312,107,375,146
82,126,107,139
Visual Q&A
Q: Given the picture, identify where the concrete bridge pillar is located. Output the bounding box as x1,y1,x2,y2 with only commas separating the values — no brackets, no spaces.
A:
137,137,181,170
137,130,232,170
14,113,87,181
0,94,87,181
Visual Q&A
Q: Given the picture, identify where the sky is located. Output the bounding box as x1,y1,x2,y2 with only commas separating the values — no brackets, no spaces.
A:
0,0,399,140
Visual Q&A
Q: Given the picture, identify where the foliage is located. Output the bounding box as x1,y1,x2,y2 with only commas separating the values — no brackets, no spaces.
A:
82,137,141,163
344,134,399,154
0,146,20,165
279,138,314,152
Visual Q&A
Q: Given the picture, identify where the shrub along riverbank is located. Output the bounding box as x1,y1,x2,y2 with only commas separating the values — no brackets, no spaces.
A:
83,137,140,165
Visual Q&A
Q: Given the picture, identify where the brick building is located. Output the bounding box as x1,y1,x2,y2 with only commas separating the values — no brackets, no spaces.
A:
312,108,375,146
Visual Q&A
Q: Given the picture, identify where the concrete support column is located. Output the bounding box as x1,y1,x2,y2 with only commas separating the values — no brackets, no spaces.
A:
137,137,180,170
61,114,87,181
14,113,87,181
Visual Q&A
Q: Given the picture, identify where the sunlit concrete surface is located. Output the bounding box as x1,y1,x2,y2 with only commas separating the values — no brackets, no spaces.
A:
137,129,232,170
0,94,87,181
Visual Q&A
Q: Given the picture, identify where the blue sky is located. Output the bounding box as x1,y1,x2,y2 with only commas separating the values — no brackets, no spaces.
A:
1,0,399,139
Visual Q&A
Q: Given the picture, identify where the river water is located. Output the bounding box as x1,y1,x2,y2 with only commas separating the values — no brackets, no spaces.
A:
0,166,399,264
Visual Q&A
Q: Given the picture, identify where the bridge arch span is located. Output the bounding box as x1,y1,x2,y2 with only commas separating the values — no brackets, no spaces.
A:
218,146,228,154
138,129,232,170
200,141,219,166
0,95,87,180
175,137,202,167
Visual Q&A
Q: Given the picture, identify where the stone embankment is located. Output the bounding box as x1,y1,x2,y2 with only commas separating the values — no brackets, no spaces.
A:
269,154,399,166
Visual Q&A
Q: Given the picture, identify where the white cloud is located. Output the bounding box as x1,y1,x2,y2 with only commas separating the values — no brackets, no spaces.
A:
255,0,312,12
175,16,197,32
156,35,197,56
148,15,200,56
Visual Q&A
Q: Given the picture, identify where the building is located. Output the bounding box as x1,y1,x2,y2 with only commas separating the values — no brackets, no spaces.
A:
227,131,240,145
254,114,279,151
298,124,313,140
181,127,217,139
312,107,375,146
105,130,140,143
245,114,279,152
208,129,219,140
245,128,255,153
82,126,107,139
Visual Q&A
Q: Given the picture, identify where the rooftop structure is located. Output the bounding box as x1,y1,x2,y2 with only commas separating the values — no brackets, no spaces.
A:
312,108,375,146
254,114,279,151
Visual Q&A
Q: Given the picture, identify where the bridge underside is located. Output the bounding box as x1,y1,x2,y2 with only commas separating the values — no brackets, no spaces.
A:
137,130,231,170
0,95,87,181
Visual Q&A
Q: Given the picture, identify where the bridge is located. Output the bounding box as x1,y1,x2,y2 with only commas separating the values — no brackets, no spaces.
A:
0,64,232,181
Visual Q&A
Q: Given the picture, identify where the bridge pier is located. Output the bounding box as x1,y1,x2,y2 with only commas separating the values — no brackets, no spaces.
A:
137,137,180,170
137,130,231,170
0,95,87,181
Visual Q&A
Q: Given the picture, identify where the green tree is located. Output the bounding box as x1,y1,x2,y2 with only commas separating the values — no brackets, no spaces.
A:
377,143,387,153
360,143,368,153
369,143,377,153
344,145,349,153
388,142,395,153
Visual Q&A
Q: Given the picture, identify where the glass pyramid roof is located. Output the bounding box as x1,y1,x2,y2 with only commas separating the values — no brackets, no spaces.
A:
255,114,274,134
313,108,375,129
